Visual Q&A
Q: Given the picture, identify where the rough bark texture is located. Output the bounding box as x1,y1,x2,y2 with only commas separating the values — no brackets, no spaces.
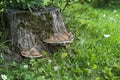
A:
6,7,67,55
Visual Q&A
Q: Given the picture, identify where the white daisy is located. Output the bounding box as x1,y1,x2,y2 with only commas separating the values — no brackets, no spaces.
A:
1,74,7,80
48,60,52,63
23,64,28,69
54,66,59,71
104,34,111,38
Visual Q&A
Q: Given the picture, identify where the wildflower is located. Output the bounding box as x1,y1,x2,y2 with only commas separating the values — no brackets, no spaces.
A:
1,74,7,80
54,66,59,71
48,59,52,63
23,64,28,69
104,34,111,38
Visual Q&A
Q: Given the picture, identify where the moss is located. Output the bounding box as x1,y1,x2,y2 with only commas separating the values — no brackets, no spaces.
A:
16,11,55,40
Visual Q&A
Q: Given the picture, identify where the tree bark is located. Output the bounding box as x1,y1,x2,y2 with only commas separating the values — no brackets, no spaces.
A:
5,7,68,57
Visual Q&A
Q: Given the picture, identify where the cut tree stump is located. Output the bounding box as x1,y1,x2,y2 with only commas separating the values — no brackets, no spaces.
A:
6,7,73,57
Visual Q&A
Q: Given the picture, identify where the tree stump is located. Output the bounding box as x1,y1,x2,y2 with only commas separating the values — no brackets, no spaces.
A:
6,7,73,57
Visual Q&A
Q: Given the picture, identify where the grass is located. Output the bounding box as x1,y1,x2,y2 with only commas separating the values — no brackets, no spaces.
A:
0,3,120,80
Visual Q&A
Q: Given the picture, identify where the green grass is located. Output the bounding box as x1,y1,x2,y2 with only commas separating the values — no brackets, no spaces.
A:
0,3,120,80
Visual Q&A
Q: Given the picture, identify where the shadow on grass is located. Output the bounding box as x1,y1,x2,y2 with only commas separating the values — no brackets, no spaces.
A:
91,2,120,10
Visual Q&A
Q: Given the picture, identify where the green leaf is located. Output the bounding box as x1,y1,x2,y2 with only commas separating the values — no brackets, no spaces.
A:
61,53,68,59
92,64,97,69
37,76,45,80
90,53,96,62
104,66,113,76
76,49,81,55
43,0,50,6
96,76,100,80
42,51,48,56
27,3,32,12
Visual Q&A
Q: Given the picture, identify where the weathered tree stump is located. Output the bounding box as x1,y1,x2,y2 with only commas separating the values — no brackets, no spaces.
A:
6,7,73,57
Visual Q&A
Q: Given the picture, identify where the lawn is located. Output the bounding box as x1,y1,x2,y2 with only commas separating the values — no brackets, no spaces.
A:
0,3,120,80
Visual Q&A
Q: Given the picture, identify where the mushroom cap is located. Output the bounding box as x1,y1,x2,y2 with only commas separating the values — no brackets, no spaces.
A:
43,32,74,44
